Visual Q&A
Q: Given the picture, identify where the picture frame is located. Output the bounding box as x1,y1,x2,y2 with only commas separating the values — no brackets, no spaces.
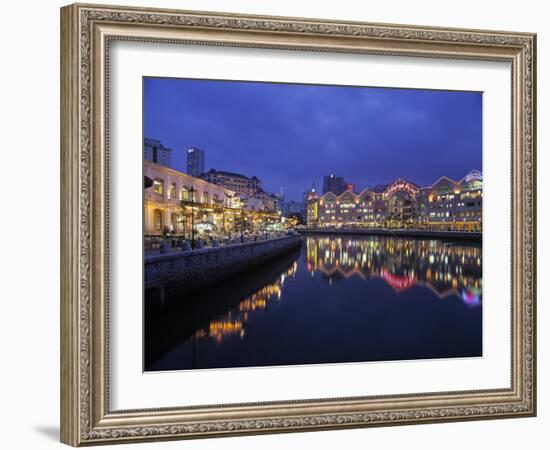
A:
60,2,536,446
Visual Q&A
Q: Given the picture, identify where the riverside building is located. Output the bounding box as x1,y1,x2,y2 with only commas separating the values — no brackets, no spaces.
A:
144,161,285,238
144,161,240,236
306,170,482,232
200,169,262,199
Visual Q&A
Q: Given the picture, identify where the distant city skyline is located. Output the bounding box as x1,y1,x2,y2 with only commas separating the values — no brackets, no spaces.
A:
144,77,482,201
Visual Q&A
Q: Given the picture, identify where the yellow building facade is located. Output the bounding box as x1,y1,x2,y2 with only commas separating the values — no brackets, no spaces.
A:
307,171,482,232
144,161,240,236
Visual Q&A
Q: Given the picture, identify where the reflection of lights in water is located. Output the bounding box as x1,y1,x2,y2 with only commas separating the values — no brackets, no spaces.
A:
306,236,482,301
461,289,481,307
194,237,482,345
191,262,297,344
382,269,416,293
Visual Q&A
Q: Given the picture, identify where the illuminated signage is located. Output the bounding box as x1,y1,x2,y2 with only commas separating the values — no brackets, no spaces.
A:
385,180,419,197
465,172,483,183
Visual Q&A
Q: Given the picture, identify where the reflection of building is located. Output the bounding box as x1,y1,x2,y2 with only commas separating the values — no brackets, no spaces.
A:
200,169,262,199
307,171,482,232
191,261,298,343
306,235,482,304
186,147,205,177
144,138,172,167
144,160,239,235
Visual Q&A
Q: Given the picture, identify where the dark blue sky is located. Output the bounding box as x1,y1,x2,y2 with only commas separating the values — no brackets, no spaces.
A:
144,77,482,201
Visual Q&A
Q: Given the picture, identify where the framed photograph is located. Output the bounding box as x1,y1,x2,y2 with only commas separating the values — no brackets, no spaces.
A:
60,3,537,446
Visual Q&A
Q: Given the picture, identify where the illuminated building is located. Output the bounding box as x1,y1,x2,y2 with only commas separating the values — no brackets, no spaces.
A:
186,147,205,177
417,170,483,232
145,161,288,237
345,183,356,193
307,171,482,231
306,182,319,226
302,180,317,222
200,169,282,212
144,160,240,235
247,189,281,212
200,169,262,199
144,137,172,167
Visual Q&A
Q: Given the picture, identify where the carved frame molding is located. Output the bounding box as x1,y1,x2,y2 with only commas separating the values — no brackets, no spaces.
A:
60,3,536,446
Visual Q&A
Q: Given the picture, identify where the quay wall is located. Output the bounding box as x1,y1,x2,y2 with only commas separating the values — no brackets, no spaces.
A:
299,228,482,241
145,234,302,291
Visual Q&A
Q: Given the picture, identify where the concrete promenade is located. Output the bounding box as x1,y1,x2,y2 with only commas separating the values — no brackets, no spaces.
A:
298,228,482,241
145,234,302,292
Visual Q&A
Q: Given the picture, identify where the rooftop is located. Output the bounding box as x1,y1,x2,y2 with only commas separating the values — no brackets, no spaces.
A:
201,169,260,181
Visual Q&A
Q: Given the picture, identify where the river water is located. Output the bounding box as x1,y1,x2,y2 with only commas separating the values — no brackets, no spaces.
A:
144,234,482,371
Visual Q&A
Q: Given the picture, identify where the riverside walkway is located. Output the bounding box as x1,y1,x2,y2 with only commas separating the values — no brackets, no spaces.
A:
145,234,302,293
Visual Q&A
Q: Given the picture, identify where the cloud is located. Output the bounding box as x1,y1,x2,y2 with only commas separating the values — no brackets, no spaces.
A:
144,78,482,199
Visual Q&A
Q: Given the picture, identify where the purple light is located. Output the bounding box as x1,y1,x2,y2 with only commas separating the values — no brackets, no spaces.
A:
461,289,481,307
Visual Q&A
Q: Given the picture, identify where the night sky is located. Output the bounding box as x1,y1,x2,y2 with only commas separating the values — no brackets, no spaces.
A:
143,77,482,201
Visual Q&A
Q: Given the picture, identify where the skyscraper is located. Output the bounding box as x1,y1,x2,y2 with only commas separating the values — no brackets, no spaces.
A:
144,138,172,167
187,147,205,177
323,174,346,195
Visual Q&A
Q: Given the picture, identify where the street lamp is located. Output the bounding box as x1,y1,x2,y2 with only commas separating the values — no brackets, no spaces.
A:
176,213,187,239
182,185,197,249
240,203,246,243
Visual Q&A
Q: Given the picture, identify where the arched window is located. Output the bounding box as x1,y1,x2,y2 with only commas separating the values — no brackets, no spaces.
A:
180,187,189,201
154,209,163,232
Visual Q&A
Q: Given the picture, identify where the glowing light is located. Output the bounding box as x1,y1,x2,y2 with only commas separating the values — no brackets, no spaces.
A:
465,171,483,183
381,269,417,293
461,289,481,307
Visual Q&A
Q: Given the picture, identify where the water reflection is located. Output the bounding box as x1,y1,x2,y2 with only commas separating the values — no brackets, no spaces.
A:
191,262,298,344
145,235,482,371
306,236,482,305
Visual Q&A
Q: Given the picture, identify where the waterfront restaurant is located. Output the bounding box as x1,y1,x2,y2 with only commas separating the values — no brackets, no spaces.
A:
306,170,482,231
418,170,483,232
144,161,287,239
144,160,241,236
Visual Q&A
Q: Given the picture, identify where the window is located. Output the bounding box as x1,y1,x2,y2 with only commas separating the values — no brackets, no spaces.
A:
168,182,176,199
154,210,162,231
153,178,164,195
202,192,209,204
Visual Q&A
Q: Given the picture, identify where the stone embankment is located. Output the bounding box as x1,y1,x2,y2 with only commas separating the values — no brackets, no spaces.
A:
145,234,302,292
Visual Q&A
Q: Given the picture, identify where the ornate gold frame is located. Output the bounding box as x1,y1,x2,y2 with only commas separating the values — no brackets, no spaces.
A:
60,3,536,446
